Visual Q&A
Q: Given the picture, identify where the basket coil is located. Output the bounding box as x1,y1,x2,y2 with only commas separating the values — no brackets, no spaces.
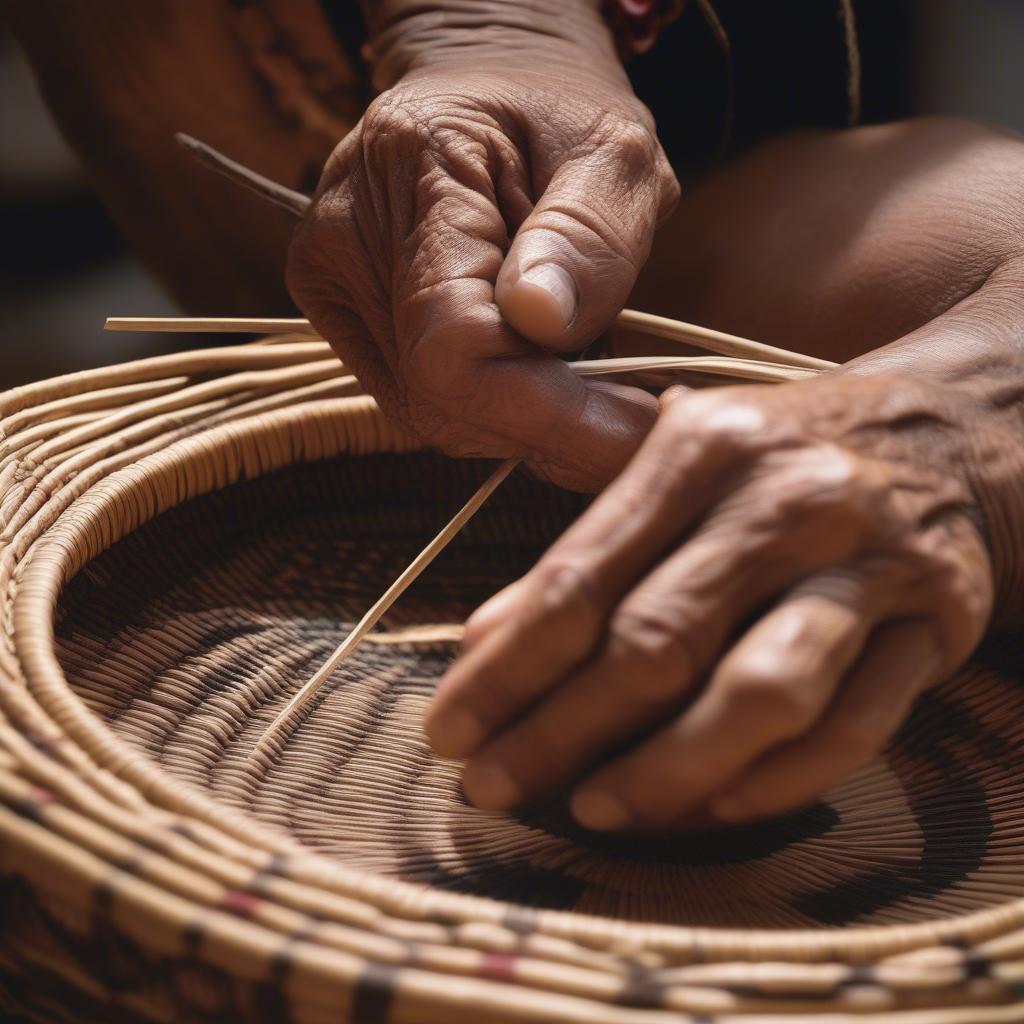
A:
3,336,1024,1023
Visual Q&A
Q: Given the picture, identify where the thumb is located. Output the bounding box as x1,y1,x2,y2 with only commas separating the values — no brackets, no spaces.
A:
495,134,678,350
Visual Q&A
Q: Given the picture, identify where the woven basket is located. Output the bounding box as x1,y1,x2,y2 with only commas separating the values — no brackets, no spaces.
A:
3,335,1024,1023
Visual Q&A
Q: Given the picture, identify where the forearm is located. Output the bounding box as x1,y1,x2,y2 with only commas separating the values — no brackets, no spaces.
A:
2,0,346,314
358,0,622,88
633,121,1024,366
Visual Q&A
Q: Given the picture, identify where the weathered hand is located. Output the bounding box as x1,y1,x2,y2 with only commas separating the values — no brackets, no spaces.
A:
423,116,1024,830
426,368,1004,829
287,17,678,489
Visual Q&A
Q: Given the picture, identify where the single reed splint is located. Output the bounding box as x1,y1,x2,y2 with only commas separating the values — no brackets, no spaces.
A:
105,313,834,372
253,456,518,757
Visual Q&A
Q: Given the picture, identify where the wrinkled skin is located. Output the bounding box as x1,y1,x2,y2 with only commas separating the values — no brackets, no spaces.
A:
288,2,1024,832
426,119,1024,830
288,17,678,490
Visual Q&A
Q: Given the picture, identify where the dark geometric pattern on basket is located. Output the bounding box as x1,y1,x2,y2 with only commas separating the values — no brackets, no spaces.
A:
54,452,1024,932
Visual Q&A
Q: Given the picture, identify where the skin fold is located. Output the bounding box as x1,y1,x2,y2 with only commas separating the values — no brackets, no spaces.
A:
284,3,1024,828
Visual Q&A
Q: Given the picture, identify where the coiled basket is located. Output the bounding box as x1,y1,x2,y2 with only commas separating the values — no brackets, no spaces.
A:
3,334,1024,1023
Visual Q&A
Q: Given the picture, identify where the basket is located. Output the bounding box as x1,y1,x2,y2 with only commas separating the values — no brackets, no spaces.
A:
2,334,1024,1023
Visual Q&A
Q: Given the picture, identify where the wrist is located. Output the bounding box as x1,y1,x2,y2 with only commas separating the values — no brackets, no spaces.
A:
364,0,622,90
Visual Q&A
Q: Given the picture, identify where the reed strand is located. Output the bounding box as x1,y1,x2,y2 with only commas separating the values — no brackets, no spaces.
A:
252,458,518,758
105,315,836,372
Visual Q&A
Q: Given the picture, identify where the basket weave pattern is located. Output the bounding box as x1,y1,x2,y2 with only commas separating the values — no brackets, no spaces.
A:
3,337,1024,1022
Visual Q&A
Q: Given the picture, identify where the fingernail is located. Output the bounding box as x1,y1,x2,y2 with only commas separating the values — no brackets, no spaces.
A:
463,759,522,810
427,708,485,759
571,789,630,831
519,263,577,333
710,793,753,823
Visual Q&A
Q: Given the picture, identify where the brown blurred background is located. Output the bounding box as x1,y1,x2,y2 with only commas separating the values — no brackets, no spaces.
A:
1,0,1021,390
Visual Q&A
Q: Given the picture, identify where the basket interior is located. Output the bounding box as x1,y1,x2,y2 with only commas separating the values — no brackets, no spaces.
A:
53,450,1024,931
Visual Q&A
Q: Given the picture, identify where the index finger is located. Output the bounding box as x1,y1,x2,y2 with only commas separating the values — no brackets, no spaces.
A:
425,392,764,758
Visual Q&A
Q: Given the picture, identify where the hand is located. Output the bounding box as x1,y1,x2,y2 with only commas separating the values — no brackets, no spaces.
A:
426,369,1003,829
287,14,679,490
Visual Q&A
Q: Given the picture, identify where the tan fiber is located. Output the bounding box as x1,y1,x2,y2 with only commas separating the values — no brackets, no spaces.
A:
3,330,1024,1022
105,313,835,371
255,457,518,757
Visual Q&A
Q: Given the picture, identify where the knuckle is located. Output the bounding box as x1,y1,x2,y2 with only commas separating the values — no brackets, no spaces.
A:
908,535,961,588
516,561,610,655
741,444,872,542
802,444,862,495
721,655,820,734
596,114,658,168
616,120,657,165
903,532,992,648
483,561,602,663
664,389,765,449
605,605,697,696
530,560,605,641
811,449,875,523
361,92,424,154
652,392,762,479
579,112,664,207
